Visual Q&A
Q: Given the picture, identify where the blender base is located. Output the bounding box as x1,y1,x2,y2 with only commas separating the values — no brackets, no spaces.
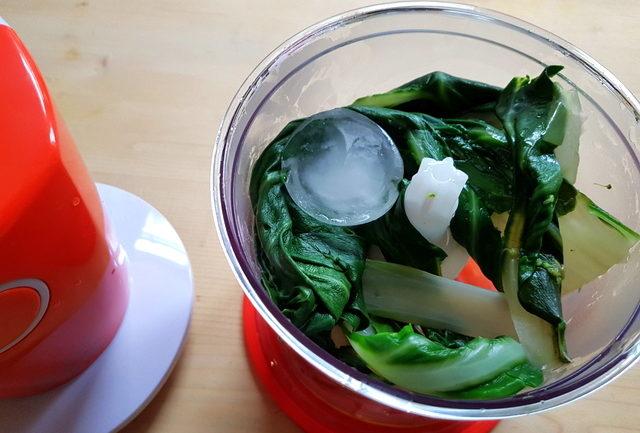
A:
243,298,499,433
0,183,193,433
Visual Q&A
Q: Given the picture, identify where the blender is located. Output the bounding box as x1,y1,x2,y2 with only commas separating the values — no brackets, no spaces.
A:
0,17,194,433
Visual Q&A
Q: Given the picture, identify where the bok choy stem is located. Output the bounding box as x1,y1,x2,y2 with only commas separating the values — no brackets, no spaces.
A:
362,260,516,339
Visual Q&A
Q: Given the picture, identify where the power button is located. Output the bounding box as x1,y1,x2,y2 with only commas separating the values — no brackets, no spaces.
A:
0,279,50,354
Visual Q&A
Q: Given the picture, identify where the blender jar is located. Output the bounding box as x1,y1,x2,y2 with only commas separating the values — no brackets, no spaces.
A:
213,2,640,430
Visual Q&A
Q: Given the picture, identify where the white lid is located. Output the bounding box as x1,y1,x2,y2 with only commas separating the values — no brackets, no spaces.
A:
0,17,9,27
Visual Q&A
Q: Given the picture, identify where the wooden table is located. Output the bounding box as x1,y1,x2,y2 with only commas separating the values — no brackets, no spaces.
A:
3,1,639,432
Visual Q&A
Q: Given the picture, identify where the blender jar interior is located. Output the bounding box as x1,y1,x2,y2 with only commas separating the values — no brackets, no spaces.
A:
214,3,640,419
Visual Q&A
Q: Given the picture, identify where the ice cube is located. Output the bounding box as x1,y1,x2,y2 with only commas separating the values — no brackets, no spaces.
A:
282,108,403,226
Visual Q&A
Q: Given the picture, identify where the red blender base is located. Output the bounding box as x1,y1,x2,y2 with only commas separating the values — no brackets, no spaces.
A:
242,297,499,433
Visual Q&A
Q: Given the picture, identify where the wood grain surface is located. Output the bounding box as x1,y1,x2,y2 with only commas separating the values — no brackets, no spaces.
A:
2,1,639,432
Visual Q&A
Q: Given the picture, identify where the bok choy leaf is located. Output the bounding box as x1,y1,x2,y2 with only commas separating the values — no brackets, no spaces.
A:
251,120,369,348
348,325,542,398
496,65,570,365
252,66,639,399
357,182,446,275
352,71,501,117
561,191,640,293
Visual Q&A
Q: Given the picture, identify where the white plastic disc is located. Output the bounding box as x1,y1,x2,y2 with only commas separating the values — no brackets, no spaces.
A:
0,183,193,433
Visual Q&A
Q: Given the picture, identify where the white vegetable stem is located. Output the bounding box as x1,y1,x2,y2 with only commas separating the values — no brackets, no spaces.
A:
502,248,561,369
560,192,640,294
404,157,470,277
550,87,582,184
363,260,517,339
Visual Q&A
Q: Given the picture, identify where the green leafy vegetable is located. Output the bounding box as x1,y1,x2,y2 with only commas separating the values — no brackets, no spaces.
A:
356,182,446,274
450,186,504,288
442,362,544,400
349,105,508,287
251,121,369,348
251,66,640,399
496,65,570,365
421,328,473,349
348,325,542,398
438,119,513,213
353,71,501,117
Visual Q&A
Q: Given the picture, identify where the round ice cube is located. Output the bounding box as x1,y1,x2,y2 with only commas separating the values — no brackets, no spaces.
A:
282,108,403,226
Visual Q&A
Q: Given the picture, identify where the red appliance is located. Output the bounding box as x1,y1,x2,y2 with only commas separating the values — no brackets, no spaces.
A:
0,20,129,398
